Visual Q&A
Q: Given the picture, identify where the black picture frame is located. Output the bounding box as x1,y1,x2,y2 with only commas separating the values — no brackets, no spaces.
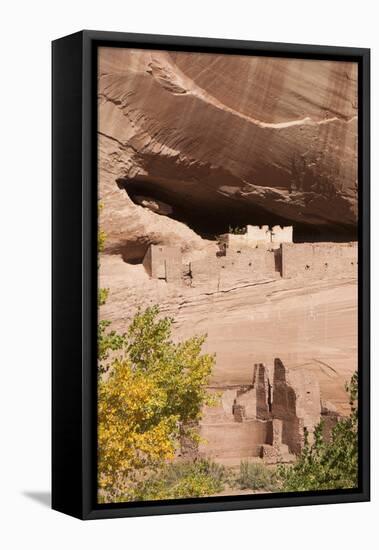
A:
52,30,370,520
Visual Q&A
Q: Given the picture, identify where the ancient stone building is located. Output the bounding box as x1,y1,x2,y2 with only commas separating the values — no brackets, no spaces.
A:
190,247,280,291
142,233,357,286
219,224,293,252
233,364,271,422
271,358,321,455
281,242,358,279
142,244,182,282
193,358,324,464
271,225,293,246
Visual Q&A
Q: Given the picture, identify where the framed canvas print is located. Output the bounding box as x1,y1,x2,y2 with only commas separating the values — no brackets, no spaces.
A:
52,30,370,520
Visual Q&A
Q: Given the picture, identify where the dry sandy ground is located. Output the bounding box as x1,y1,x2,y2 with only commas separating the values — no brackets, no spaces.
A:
100,254,357,415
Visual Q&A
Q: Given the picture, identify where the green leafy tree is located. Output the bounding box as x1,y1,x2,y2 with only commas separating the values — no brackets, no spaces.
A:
97,209,218,501
279,372,358,491
98,306,216,502
98,201,109,306
98,319,126,372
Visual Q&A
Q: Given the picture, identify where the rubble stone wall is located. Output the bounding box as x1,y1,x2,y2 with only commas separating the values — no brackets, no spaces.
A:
219,224,294,251
198,420,273,458
281,242,358,279
194,358,323,463
143,241,357,285
142,244,182,279
271,225,293,245
271,358,321,454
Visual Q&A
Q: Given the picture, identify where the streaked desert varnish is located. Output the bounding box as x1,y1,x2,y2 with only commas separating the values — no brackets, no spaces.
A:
97,47,358,465
98,47,358,256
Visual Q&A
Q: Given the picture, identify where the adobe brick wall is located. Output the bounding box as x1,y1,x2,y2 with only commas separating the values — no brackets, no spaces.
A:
281,242,358,279
197,359,322,461
198,420,273,458
142,244,183,281
201,388,238,423
190,257,220,291
271,358,321,454
189,248,279,290
143,240,358,288
220,224,293,251
234,363,271,421
271,225,293,245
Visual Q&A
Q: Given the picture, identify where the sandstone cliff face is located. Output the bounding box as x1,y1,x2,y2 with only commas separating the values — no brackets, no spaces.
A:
98,47,358,252
99,254,357,417
97,47,358,435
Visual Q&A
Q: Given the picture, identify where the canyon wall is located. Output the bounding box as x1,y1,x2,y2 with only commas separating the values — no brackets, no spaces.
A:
97,47,359,465
98,47,358,253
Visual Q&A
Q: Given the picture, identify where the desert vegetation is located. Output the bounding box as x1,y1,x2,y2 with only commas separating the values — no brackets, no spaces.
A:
97,302,217,503
95,48,359,503
97,219,358,502
98,295,358,502
278,372,358,492
228,225,247,235
235,461,279,491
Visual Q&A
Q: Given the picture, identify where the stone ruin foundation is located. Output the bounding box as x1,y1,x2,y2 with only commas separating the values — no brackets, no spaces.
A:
182,358,341,465
142,226,358,288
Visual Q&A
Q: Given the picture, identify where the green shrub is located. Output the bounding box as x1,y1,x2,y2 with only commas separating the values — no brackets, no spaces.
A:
235,461,279,491
228,225,247,235
130,459,229,501
98,287,109,307
278,372,358,492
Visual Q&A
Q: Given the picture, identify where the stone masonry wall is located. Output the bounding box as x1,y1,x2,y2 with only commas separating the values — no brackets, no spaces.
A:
142,244,182,280
271,225,293,245
198,420,273,459
271,358,321,454
233,363,271,421
190,248,279,291
281,242,358,279
192,358,322,463
219,224,293,251
143,241,357,285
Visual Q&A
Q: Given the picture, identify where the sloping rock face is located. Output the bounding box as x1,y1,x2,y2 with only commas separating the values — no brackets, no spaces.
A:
97,48,358,465
99,254,357,417
98,47,358,248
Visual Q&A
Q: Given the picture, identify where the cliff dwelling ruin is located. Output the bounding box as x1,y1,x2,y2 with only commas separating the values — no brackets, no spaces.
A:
182,358,341,465
142,225,358,288
141,226,356,467
95,47,360,497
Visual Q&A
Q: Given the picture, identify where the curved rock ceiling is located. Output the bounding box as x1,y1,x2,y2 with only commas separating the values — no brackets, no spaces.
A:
98,47,358,249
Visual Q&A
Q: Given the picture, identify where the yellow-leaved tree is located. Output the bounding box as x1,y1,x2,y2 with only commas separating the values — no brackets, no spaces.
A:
98,306,216,502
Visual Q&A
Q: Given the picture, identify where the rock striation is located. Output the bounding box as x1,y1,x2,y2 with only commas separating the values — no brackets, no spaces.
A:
98,47,358,251
97,48,359,465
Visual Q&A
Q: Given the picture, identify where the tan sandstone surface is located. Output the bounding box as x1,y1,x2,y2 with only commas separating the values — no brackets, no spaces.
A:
98,47,358,258
97,47,358,464
100,251,357,416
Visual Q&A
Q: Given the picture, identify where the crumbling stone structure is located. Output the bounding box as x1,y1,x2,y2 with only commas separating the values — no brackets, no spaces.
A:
219,224,293,252
233,364,271,422
271,358,321,455
142,244,182,282
271,225,293,246
281,242,358,279
195,358,325,464
190,247,280,291
143,236,358,286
